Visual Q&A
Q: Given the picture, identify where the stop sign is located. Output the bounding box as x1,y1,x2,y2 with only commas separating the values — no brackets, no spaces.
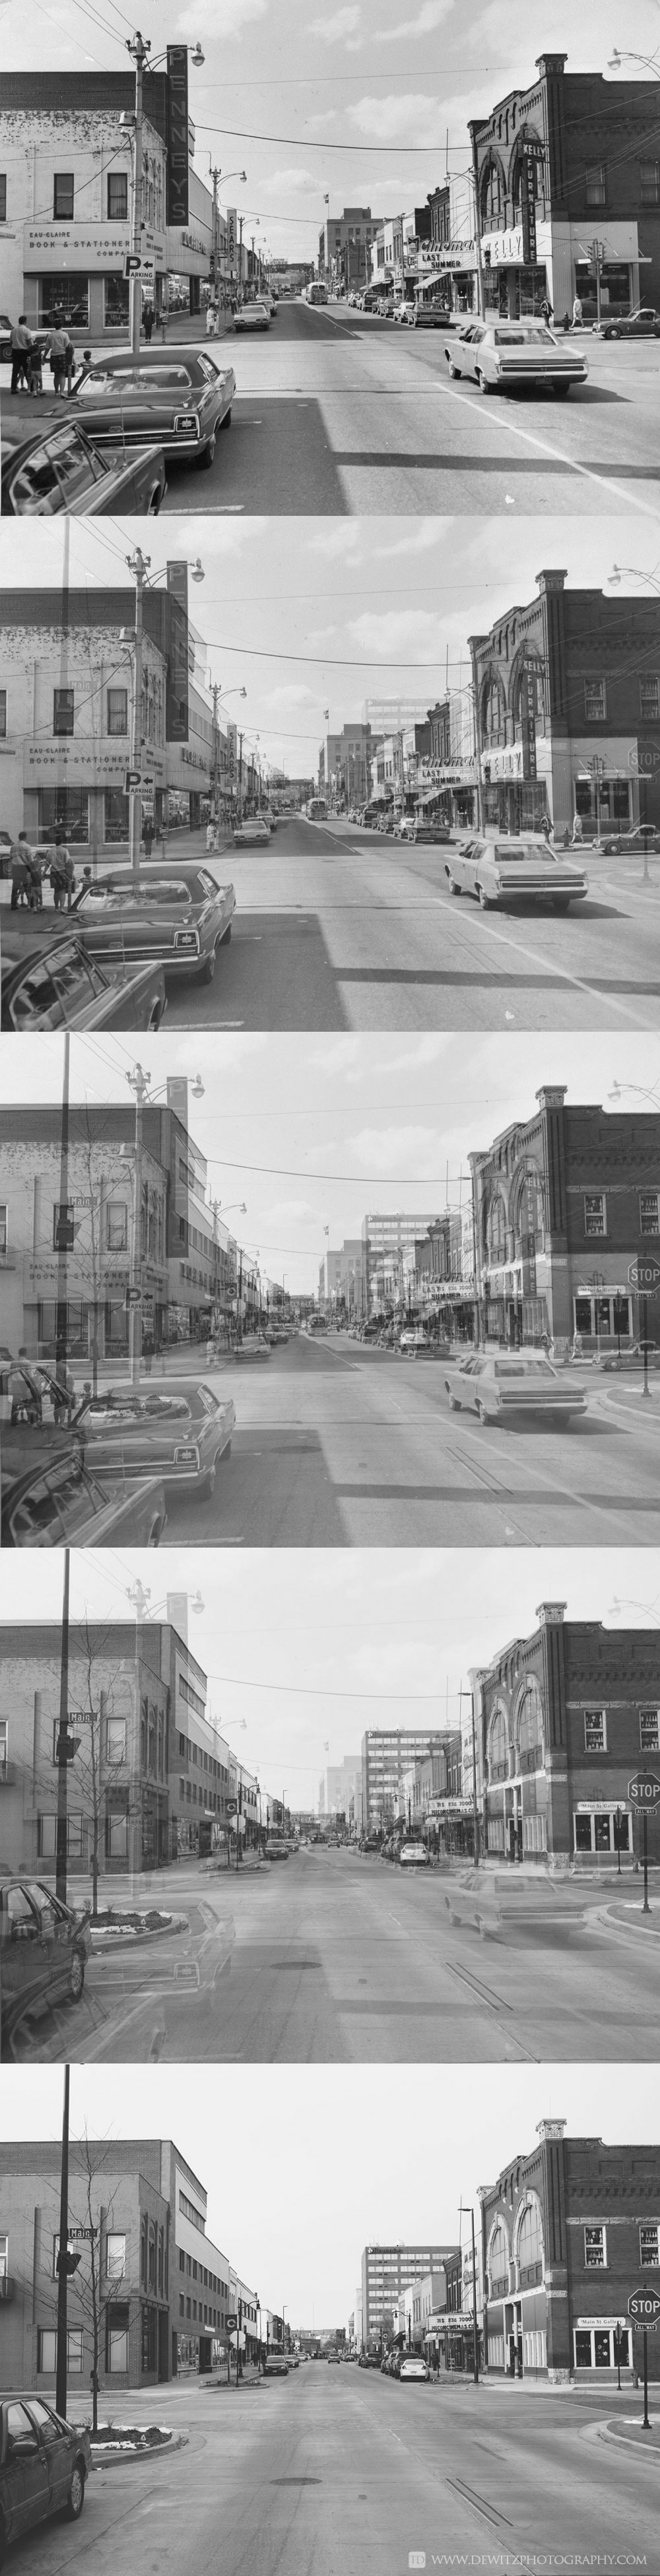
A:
628,2288,660,2322
628,1257,660,1293
628,1772,660,1808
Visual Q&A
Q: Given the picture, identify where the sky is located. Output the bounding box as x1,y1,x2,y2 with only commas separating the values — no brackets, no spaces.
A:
1,1548,658,1809
0,0,659,261
2,1029,659,1291
1,517,657,781
1,2063,659,2323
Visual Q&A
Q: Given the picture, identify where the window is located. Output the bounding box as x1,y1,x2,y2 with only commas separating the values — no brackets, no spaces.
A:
108,171,128,220
640,162,660,204
53,688,75,738
640,1194,660,1235
640,678,660,721
106,2234,126,2280
37,2329,57,2373
53,174,75,219
640,2224,660,2265
584,681,606,722
641,1709,660,1750
105,1803,129,1861
584,1194,606,1238
585,2226,606,2267
0,1721,7,1782
107,688,128,737
106,1716,127,1764
67,2331,84,2372
585,165,606,205
584,1709,607,1753
0,177,6,224
0,691,6,741
106,2305,129,2372
104,274,129,329
38,1815,84,1859
106,1201,127,1252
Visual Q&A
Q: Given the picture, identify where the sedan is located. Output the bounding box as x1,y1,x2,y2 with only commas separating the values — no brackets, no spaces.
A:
1,922,166,1032
399,1842,430,1867
601,825,660,856
393,299,414,325
233,302,271,333
72,344,235,467
444,319,587,397
1,417,166,517
73,1378,236,1501
1,1433,168,1548
0,2398,90,2550
398,2356,430,2381
401,819,451,845
599,306,660,339
0,1878,90,2047
412,301,451,330
232,1334,271,1363
443,1350,588,1426
593,1341,660,1374
233,818,271,847
67,863,235,987
444,835,588,911
399,1332,451,1359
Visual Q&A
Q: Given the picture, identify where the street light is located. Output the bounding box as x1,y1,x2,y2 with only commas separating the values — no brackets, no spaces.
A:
206,684,247,826
125,32,205,357
608,49,660,77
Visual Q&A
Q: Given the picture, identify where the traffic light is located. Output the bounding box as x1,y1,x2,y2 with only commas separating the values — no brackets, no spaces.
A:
56,2244,82,2276
56,1725,81,1764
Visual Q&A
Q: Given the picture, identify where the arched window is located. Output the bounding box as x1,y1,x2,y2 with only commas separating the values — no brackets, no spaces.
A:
517,2199,544,2276
510,137,546,223
488,1700,509,1782
480,154,506,227
515,1676,544,1766
489,2221,509,2292
482,671,506,742
148,1706,157,1774
486,1193,508,1262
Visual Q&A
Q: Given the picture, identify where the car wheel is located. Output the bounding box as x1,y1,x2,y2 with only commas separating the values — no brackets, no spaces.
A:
198,434,216,468
447,1394,461,1410
477,882,491,909
147,485,162,515
609,327,620,340
201,940,218,984
220,408,232,429
447,361,460,379
446,874,461,895
477,370,494,395
147,996,164,1029
66,2461,86,2522
69,1950,85,2003
476,1401,492,1425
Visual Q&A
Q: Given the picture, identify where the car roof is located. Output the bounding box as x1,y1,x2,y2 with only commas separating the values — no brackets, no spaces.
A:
82,344,218,369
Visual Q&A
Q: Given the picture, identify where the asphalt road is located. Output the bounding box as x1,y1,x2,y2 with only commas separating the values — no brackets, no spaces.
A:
150,299,660,517
165,817,660,1034
16,1849,660,2066
156,1333,660,1549
12,2371,660,2573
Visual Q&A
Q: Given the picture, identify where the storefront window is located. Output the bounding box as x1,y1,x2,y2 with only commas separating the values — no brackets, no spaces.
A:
39,276,89,329
104,790,130,842
104,274,129,329
575,260,630,319
38,787,88,843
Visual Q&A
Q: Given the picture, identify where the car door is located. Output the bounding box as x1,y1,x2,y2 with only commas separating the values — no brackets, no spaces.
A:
461,326,482,381
455,841,478,893
24,1883,75,2007
26,2402,74,2515
0,1881,48,2024
1,2403,50,2539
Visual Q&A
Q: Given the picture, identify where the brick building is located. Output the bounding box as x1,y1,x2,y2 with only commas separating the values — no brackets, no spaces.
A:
318,207,383,295
0,568,213,853
469,53,660,325
469,1082,660,1357
480,2116,660,2383
469,1601,660,1870
0,61,213,338
469,567,660,839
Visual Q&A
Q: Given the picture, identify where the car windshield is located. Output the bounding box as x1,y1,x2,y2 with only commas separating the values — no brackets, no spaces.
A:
83,880,190,907
81,1393,190,1421
9,427,102,512
81,366,193,393
493,325,555,344
493,1358,556,1378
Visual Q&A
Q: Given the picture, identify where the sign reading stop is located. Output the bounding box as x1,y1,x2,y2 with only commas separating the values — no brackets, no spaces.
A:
628,1773,660,1808
628,2288,660,2323
628,1257,660,1293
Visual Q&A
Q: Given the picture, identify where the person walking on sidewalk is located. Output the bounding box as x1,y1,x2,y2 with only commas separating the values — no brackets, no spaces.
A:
9,317,33,393
48,313,73,397
143,299,154,343
9,836,30,909
48,838,69,910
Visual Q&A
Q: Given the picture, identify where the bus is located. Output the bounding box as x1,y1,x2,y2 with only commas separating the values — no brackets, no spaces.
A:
306,280,328,305
306,1314,328,1334
306,797,327,821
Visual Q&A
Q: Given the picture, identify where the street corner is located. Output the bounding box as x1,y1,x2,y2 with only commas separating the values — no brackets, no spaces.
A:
89,2425,190,2470
596,2413,660,2457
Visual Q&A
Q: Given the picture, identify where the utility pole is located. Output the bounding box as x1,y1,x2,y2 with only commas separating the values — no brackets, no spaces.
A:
238,213,244,301
127,546,149,879
459,2199,480,2385
55,1555,79,1904
238,730,244,823
127,28,150,357
55,1029,71,1403
209,164,221,299
127,1062,149,1384
55,2067,71,2420
211,683,220,824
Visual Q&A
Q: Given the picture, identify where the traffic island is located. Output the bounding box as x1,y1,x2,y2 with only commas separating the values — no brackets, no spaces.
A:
75,2423,188,2469
598,2416,660,2457
88,1910,189,1952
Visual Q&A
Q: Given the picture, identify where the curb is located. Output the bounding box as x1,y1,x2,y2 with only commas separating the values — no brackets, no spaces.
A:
89,1913,189,1952
596,2422,660,2459
90,2432,188,2471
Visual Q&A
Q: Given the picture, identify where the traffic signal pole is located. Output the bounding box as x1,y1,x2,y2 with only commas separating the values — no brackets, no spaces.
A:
55,2067,71,2420
56,1553,71,1905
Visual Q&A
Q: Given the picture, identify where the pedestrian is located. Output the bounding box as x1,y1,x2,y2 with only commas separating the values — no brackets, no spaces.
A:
27,333,45,396
48,312,72,397
206,301,217,337
24,841,44,909
539,296,552,326
541,812,553,847
206,818,216,854
142,1330,154,1376
561,310,570,333
572,293,583,330
9,316,33,393
9,835,30,909
570,810,583,847
142,815,154,860
47,837,67,909
143,299,154,343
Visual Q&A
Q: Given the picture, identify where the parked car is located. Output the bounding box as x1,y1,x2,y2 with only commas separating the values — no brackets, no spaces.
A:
407,819,451,845
399,1842,430,1867
327,2352,341,2364
1,922,166,1033
444,835,588,911
265,1840,291,1861
398,2355,430,2380
412,300,451,330
0,1876,91,2047
444,319,588,397
233,302,271,333
233,818,271,847
599,306,660,339
65,862,235,988
0,2397,91,2549
593,1342,660,1374
601,825,660,856
232,1335,271,1363
399,1331,451,1359
443,1350,588,1427
73,1378,236,1501
393,298,414,325
263,2353,289,2375
1,1433,168,1549
72,344,235,466
1,417,166,516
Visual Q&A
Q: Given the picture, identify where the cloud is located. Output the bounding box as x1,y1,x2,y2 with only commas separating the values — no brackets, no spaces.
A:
346,91,442,145
177,0,267,32
346,607,444,660
262,169,317,194
260,684,320,711
374,0,453,36
308,3,362,37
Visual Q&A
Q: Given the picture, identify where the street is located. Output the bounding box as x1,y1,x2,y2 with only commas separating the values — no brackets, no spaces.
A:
164,818,660,1034
8,2370,659,2573
156,1333,660,1549
151,300,660,517
14,1846,660,2065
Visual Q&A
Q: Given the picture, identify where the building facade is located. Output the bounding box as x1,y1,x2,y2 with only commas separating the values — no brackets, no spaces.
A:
360,1211,444,1316
360,1731,455,1835
360,2243,456,2348
480,2117,660,2384
0,569,211,854
470,53,660,326
318,207,383,294
469,567,660,840
469,1083,660,1359
470,1601,660,1871
0,62,213,338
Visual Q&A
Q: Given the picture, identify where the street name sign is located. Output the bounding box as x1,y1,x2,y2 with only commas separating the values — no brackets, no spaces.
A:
628,1772,660,1809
